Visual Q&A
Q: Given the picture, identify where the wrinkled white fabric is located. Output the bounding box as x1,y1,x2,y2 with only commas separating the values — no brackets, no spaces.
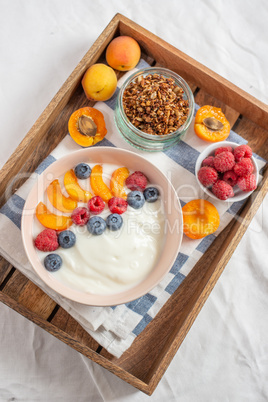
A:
0,0,267,401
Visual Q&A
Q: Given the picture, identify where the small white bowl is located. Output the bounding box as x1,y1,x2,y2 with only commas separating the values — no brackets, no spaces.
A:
195,141,259,202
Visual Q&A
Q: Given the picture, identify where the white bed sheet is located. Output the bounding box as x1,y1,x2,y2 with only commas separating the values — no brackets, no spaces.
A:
0,1,267,401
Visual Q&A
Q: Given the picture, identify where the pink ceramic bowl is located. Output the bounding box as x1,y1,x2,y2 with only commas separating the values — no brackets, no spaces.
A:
21,147,183,306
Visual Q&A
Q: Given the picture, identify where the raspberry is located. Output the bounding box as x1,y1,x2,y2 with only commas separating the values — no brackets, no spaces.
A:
212,180,234,200
197,167,218,187
234,144,253,162
202,156,215,168
108,197,128,214
71,207,90,226
88,196,105,214
233,158,254,177
214,151,235,173
222,170,238,187
237,174,257,192
125,171,148,191
214,146,233,155
34,229,59,252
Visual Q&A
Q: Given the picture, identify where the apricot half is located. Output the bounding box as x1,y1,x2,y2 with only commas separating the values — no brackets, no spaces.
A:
68,107,107,147
194,105,230,142
36,202,72,231
110,167,129,199
90,165,113,203
182,199,220,239
106,36,141,71
64,169,92,202
47,179,77,213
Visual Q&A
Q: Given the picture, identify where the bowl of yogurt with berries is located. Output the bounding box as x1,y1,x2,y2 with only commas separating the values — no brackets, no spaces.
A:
22,147,183,306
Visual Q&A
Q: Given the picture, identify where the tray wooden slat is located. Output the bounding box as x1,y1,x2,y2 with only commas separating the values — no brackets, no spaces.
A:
0,14,267,395
0,256,14,287
17,282,57,319
50,308,100,350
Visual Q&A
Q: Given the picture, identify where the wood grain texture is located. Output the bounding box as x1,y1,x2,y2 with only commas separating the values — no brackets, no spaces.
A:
17,282,57,319
0,256,14,287
50,308,100,350
0,14,267,395
1,270,29,300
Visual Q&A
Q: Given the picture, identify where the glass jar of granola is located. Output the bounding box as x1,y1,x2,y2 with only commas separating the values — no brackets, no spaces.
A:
115,67,194,151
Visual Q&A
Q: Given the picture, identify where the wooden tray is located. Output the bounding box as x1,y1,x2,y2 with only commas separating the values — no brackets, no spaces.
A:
0,14,267,395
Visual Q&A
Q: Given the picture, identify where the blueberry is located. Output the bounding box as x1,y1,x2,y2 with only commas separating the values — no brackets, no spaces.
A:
143,187,159,203
58,230,76,248
87,216,106,235
127,191,145,209
106,213,123,231
74,163,91,179
44,254,62,272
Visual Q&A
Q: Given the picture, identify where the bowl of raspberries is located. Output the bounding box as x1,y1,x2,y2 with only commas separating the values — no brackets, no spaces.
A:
195,141,259,202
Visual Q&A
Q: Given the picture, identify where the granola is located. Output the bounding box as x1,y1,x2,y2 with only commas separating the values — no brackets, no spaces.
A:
122,73,189,135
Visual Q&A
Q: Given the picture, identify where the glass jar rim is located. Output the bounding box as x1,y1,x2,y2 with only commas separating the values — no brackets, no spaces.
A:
117,67,195,142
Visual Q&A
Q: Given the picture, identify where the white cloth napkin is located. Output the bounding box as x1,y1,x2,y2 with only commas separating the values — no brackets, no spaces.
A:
0,59,266,357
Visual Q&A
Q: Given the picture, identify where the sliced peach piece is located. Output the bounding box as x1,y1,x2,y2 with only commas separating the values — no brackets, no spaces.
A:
110,167,129,199
36,202,72,230
64,169,92,202
47,179,77,213
90,165,113,203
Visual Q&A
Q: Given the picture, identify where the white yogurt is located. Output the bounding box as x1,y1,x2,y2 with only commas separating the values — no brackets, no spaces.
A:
35,163,166,295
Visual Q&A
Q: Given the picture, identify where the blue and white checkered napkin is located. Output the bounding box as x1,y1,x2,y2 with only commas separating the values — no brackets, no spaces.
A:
0,59,266,357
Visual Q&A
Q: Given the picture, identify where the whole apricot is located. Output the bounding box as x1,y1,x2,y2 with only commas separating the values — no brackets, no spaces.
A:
82,63,117,101
106,36,141,71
